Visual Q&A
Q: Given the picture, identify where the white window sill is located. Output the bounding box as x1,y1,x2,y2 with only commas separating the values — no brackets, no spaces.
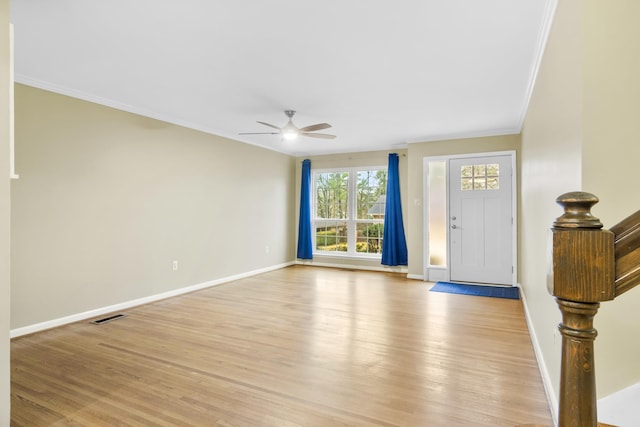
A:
313,253,382,262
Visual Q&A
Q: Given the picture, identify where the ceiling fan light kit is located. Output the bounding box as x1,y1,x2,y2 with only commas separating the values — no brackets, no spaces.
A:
240,110,336,141
282,111,299,140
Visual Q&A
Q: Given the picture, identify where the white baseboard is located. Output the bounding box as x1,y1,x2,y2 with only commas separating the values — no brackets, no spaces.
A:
10,261,295,338
295,259,408,274
598,382,640,427
519,283,558,427
406,274,424,280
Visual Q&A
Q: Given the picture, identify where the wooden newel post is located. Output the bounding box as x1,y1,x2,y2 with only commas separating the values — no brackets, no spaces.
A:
549,192,615,427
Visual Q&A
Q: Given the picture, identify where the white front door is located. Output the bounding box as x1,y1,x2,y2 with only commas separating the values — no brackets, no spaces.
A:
449,155,513,285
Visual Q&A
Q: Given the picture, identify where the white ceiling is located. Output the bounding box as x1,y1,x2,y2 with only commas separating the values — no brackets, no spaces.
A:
11,0,555,157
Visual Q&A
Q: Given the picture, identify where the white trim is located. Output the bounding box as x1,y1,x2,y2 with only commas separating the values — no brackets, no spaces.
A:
406,128,520,145
311,166,387,258
425,150,515,162
519,283,558,427
422,157,450,281
426,268,448,283
598,382,640,427
305,253,384,262
14,73,522,158
422,157,433,281
13,75,291,156
422,150,518,286
9,23,18,179
295,259,407,274
516,0,558,131
10,262,294,338
406,274,424,280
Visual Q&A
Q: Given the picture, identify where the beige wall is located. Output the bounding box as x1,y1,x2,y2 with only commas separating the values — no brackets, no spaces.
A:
1,0,11,423
406,134,520,278
11,84,296,329
294,149,408,271
521,0,640,413
520,0,583,413
582,0,640,397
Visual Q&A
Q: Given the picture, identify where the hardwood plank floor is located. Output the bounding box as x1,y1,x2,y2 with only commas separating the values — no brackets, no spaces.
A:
11,266,553,426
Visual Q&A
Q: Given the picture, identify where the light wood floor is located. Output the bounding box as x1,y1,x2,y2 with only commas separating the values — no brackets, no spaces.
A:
11,266,552,426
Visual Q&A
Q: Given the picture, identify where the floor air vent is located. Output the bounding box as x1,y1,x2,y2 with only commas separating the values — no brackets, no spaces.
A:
90,313,126,325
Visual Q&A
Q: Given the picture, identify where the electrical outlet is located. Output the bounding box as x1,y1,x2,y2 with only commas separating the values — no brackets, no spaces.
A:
265,245,269,254
172,260,178,271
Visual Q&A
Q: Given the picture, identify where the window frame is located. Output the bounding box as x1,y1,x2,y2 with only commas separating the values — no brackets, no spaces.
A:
312,165,387,258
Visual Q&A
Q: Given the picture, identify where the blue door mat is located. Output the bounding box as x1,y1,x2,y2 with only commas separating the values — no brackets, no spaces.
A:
430,281,519,300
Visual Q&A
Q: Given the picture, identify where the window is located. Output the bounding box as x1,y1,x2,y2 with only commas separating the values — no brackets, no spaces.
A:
460,163,500,191
313,167,387,257
427,160,446,266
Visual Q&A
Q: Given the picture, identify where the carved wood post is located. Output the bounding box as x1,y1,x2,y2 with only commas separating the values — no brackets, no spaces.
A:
549,192,615,427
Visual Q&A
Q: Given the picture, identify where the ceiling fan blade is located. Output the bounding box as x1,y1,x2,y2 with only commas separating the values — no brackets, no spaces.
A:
299,123,331,132
301,133,336,139
256,121,281,130
239,132,279,135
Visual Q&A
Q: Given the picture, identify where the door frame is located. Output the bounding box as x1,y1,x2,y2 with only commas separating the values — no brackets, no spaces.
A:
422,150,517,285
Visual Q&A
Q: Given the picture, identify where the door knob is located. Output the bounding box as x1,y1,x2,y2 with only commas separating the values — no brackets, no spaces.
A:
451,225,457,229
451,216,457,221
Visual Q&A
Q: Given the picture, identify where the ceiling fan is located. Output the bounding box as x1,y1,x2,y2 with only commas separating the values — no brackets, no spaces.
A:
239,110,336,141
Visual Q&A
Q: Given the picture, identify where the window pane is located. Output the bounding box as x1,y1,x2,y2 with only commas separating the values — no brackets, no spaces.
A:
428,160,447,266
315,221,348,252
461,163,501,191
356,223,383,254
461,178,473,191
356,169,387,220
487,177,499,189
315,172,348,219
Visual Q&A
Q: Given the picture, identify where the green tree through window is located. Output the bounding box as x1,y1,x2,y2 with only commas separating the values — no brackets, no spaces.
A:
313,167,387,256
